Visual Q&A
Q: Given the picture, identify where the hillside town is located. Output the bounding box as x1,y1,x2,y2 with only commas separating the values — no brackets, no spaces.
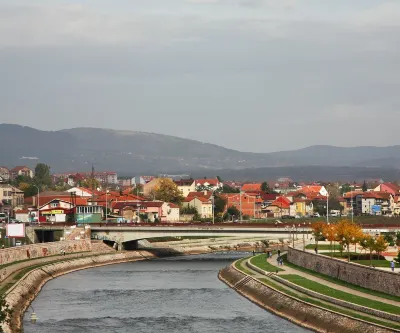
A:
1,164,400,224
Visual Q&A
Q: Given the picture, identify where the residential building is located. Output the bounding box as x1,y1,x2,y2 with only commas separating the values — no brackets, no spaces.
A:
66,187,95,198
0,167,10,183
10,166,33,179
266,196,291,217
222,193,263,218
38,198,76,223
373,183,400,197
0,184,24,210
183,196,212,219
194,178,223,191
174,179,196,197
241,183,262,192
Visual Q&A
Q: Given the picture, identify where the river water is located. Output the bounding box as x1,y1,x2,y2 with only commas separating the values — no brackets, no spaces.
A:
23,252,309,333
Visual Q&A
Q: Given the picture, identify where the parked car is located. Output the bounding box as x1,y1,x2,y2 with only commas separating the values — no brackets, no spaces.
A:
0,213,7,222
313,212,320,217
15,241,22,246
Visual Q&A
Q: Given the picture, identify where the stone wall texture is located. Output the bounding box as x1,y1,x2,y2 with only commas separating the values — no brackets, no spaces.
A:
288,247,400,297
219,264,396,333
0,240,92,266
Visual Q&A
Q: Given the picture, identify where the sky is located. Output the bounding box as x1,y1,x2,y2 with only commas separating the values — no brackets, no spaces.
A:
0,0,399,152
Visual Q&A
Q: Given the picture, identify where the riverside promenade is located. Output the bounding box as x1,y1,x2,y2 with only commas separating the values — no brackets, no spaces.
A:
220,239,400,333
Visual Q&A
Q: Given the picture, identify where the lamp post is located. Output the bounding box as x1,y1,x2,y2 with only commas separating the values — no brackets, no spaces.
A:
211,192,215,225
292,225,295,248
239,191,242,222
326,192,329,224
334,233,337,256
302,222,305,251
105,189,109,223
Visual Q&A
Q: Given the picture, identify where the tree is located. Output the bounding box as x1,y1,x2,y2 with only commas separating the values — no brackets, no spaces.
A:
311,221,326,251
340,184,352,195
34,163,52,187
335,219,363,261
81,178,100,191
153,178,184,205
213,195,227,215
221,184,240,193
224,206,240,221
374,235,388,260
362,180,368,192
132,184,144,195
261,181,271,193
0,295,12,332
196,184,214,192
322,223,337,257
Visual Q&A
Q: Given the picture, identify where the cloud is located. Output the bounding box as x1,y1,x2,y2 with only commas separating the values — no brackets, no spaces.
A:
355,0,400,27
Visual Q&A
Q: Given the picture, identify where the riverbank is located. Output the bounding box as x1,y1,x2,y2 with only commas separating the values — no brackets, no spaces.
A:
219,255,399,333
2,250,157,333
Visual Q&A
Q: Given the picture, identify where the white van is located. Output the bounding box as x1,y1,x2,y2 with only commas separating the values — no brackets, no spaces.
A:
330,210,340,217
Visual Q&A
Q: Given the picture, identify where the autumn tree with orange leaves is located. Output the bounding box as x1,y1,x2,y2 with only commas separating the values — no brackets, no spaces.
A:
311,221,326,252
335,219,363,261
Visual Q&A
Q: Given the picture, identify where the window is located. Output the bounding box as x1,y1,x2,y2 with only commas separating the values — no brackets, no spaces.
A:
3,191,6,197
50,203,58,208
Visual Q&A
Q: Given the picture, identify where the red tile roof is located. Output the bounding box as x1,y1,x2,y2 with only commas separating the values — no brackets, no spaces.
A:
195,178,219,186
241,183,262,192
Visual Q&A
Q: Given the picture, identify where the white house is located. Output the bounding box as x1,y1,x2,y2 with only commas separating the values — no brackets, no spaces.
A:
166,203,180,222
195,178,223,192
174,179,196,197
66,187,93,198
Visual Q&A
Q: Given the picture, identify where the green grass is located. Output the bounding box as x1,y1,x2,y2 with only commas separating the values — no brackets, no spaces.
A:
306,244,342,251
250,254,284,272
234,257,255,276
258,278,400,330
279,274,400,315
350,260,398,268
281,254,400,303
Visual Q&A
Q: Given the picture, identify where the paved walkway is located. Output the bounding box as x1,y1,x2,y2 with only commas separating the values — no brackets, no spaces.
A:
245,251,400,307
0,247,116,293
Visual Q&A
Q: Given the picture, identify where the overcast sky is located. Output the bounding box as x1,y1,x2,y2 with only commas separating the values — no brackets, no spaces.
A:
1,0,399,152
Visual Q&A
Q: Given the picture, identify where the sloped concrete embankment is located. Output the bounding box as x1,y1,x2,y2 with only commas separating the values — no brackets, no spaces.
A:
218,264,395,333
2,251,155,333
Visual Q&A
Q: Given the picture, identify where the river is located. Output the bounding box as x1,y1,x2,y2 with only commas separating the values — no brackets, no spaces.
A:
23,252,310,333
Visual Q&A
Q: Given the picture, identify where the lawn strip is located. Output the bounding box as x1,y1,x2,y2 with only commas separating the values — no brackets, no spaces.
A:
282,254,400,303
234,257,255,276
250,254,284,272
258,278,400,330
279,274,400,315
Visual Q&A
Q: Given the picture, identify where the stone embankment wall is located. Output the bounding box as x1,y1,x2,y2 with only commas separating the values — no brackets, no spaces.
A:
0,240,91,266
219,265,396,333
3,251,155,333
288,247,400,297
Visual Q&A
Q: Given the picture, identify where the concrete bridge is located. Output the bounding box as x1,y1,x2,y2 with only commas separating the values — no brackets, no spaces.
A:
28,224,309,249
27,223,394,249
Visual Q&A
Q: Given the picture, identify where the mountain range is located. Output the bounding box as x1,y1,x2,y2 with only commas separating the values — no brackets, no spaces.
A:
0,124,399,180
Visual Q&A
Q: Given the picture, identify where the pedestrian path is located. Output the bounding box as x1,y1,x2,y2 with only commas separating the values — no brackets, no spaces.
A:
246,252,400,307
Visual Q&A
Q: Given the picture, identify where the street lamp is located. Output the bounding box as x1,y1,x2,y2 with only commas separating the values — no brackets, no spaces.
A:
334,233,337,255
105,189,109,223
211,192,215,225
326,192,329,224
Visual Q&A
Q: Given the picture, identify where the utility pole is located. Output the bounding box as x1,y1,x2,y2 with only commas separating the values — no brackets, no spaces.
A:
91,163,95,207
212,193,214,224
239,191,242,221
326,192,329,224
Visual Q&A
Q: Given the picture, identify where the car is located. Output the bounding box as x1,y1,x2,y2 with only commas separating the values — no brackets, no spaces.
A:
282,215,295,219
313,213,320,217
15,241,22,246
9,218,22,223
0,213,7,222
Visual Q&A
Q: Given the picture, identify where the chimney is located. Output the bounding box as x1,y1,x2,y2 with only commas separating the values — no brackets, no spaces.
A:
204,190,207,196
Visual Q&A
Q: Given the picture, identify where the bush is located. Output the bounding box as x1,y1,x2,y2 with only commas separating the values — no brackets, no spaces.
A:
351,254,386,261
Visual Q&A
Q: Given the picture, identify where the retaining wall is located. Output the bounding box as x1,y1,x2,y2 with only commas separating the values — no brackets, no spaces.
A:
3,251,155,333
219,264,397,333
0,240,91,266
288,247,400,297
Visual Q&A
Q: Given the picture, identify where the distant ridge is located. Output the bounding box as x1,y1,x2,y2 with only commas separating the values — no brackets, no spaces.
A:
0,124,399,177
